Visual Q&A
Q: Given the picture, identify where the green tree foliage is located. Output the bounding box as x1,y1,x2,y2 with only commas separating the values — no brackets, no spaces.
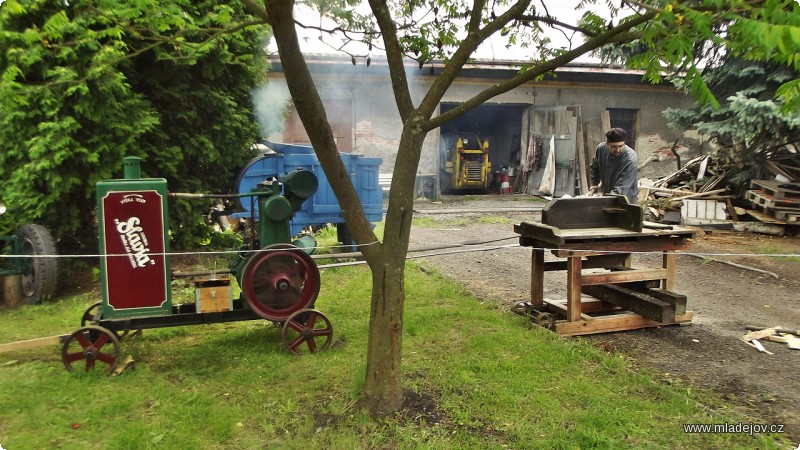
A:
664,59,800,197
0,0,268,251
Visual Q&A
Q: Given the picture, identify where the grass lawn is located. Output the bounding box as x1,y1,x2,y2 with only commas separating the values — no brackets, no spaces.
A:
0,261,790,449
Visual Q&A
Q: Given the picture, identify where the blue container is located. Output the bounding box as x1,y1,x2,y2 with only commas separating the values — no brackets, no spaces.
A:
233,143,383,237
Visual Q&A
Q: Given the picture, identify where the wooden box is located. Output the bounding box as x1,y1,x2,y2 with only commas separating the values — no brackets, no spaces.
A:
194,277,232,313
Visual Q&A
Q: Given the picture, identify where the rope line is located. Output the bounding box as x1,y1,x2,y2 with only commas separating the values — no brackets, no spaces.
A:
2,238,799,259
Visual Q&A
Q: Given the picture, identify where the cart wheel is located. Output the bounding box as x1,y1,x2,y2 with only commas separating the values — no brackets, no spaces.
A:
511,301,537,329
534,312,556,331
16,224,58,305
511,301,528,315
282,309,333,355
240,244,321,321
80,302,130,340
81,302,103,326
61,326,121,373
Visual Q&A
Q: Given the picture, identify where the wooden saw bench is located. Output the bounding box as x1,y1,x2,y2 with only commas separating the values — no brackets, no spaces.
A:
513,196,696,336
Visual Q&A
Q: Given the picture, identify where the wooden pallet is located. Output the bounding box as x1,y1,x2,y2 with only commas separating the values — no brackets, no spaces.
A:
746,199,800,220
746,209,788,225
747,189,800,210
750,180,800,200
774,210,800,223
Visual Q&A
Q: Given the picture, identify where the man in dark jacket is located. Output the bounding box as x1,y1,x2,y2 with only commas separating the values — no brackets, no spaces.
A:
589,128,639,204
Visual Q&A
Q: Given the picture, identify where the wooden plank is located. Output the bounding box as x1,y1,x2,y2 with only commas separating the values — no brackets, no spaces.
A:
0,335,66,353
515,222,565,246
608,266,661,289
742,327,779,341
663,252,676,291
582,284,676,323
515,222,696,250
579,108,594,195
566,257,582,322
549,308,693,336
542,254,630,272
545,299,595,321
744,209,787,224
580,268,668,286
765,160,796,181
546,297,620,314
575,111,590,195
531,249,544,306
551,226,695,240
555,313,661,336
550,239,691,255
643,288,686,315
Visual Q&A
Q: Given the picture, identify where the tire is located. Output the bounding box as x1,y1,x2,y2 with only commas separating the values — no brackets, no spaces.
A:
16,224,58,304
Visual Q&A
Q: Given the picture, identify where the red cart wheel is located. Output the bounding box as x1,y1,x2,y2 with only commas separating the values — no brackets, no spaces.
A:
81,302,103,326
240,244,320,321
80,302,130,340
282,309,333,355
61,326,121,373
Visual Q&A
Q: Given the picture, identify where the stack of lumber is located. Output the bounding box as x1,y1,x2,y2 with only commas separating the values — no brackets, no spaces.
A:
642,152,800,234
641,155,737,225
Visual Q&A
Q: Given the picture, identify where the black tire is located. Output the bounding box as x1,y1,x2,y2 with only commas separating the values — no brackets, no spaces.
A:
16,224,58,304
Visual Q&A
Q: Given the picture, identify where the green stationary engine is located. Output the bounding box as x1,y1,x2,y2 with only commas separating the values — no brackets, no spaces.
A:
63,157,332,373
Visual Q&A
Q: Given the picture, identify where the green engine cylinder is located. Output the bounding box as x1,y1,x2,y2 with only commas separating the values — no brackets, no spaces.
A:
255,169,318,249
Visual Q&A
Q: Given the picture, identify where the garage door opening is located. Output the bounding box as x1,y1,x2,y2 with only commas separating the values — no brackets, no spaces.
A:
439,103,528,194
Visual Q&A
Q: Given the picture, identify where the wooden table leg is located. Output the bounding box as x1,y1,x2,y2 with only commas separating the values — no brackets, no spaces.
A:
662,252,676,291
566,255,582,322
531,248,544,306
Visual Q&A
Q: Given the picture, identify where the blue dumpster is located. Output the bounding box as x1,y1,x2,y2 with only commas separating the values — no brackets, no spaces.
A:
233,143,384,239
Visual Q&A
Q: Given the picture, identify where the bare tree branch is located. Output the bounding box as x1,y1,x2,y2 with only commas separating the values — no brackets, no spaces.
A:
517,14,597,36
368,0,416,120
417,0,533,117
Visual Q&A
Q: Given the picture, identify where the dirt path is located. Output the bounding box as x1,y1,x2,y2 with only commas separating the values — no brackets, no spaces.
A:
409,196,800,441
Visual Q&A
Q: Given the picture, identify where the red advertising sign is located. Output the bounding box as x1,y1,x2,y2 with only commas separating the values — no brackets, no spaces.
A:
101,190,168,311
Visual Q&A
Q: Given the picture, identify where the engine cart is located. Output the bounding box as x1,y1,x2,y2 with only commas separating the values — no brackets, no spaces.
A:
62,157,333,373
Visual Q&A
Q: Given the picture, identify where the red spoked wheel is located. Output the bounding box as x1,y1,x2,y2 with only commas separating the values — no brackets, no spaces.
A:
282,309,333,355
240,244,320,321
81,302,103,326
80,302,130,340
61,326,121,373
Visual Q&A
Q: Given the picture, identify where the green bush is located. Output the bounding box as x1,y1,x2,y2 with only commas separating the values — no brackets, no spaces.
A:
0,0,269,252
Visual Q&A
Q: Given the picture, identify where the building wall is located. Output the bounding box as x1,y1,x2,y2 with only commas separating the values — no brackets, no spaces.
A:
265,66,702,182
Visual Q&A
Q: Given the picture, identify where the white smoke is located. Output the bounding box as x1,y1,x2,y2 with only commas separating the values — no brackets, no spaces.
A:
251,82,291,138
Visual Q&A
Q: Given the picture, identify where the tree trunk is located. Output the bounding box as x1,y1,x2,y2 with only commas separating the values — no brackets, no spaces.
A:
260,0,658,419
361,258,406,415
359,126,422,415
